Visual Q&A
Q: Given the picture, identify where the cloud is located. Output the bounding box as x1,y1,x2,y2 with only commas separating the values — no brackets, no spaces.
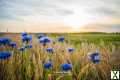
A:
1,0,120,17
0,0,120,32
1,0,120,20
86,0,120,18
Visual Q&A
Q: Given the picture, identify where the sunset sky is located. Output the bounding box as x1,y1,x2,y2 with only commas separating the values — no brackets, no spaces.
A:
0,0,120,32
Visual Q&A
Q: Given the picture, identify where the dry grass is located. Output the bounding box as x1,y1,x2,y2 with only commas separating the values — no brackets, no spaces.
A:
0,33,120,80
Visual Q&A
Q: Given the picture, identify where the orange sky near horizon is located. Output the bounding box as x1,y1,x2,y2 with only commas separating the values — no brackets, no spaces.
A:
0,17,120,33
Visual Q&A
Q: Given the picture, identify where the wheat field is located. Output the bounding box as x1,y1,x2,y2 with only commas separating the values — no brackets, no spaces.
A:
0,33,120,80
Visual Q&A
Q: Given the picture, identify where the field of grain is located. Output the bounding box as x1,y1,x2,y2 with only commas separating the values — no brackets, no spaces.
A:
0,33,120,80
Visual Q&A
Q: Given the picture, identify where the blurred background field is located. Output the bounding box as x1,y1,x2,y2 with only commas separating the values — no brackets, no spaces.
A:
0,33,120,80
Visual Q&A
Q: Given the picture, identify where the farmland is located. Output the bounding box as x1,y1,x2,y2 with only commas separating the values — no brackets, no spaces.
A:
0,33,120,80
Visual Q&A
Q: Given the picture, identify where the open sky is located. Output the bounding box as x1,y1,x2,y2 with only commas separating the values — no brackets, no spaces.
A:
0,0,120,32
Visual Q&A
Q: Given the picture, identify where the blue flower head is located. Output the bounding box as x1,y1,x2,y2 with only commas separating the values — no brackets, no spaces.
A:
39,37,51,45
19,47,25,52
46,48,54,53
38,34,45,39
22,32,27,36
0,37,11,45
25,44,33,49
44,60,53,69
0,38,3,45
9,42,17,48
22,35,32,43
0,51,12,60
58,36,65,42
28,44,32,48
61,63,72,71
68,48,74,53
89,52,100,64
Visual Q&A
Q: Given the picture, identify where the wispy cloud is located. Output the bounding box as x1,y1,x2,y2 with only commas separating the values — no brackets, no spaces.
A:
0,0,120,32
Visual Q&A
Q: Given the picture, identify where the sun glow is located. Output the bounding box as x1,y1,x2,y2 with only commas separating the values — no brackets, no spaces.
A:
62,6,96,31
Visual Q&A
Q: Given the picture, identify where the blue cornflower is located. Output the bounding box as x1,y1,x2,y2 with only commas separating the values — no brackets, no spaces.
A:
22,35,32,43
19,47,25,52
89,52,100,64
61,63,72,71
39,37,51,45
0,38,3,45
25,44,33,49
38,34,45,39
0,37,11,45
44,60,53,69
58,36,65,42
22,32,27,36
0,51,12,60
28,44,32,48
46,48,54,53
68,48,74,53
9,42,17,48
